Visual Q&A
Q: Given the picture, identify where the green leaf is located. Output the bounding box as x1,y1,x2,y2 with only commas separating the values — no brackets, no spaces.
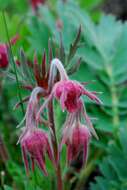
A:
90,128,127,190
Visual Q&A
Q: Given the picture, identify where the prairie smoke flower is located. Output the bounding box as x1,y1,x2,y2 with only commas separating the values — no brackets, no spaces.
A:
0,44,8,69
53,80,101,113
61,123,91,166
36,58,102,121
21,129,53,176
30,0,46,11
59,104,92,167
18,87,54,176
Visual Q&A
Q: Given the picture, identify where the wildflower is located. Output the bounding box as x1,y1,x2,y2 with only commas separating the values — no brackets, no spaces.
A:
30,0,46,11
61,123,91,166
18,87,54,176
21,129,53,176
0,44,8,69
54,80,101,113
59,103,92,167
36,58,102,119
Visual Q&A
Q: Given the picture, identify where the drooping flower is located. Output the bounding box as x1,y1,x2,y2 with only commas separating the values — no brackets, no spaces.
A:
30,0,46,11
21,128,53,176
61,123,91,167
0,44,8,69
53,80,101,113
36,58,102,120
59,103,92,168
18,87,54,176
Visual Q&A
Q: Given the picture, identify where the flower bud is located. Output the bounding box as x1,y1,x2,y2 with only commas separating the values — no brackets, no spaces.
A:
54,80,82,113
54,80,101,113
0,44,8,69
61,124,91,168
21,129,54,176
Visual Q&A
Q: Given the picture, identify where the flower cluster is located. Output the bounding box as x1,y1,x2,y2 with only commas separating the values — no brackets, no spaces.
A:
18,58,102,176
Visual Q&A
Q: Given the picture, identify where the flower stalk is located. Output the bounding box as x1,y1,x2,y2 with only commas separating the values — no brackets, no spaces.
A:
47,99,63,190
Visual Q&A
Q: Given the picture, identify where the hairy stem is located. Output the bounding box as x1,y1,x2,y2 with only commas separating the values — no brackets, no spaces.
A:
47,99,63,190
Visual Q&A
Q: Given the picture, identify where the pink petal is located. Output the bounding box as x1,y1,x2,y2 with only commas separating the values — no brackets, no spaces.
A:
22,145,29,176
31,156,35,172
36,151,48,176
82,104,98,139
82,89,102,104
60,90,67,112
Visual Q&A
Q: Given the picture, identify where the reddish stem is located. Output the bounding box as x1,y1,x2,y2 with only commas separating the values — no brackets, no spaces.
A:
47,99,63,190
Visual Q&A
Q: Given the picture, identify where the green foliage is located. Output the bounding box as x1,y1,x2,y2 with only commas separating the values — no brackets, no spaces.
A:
0,0,28,14
1,0,127,189
77,0,103,21
28,15,51,54
90,128,127,190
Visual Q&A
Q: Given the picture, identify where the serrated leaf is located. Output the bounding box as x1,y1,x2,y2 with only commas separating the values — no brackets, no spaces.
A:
90,128,127,190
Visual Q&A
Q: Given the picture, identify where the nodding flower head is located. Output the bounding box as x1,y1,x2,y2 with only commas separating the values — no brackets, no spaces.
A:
0,44,8,69
30,0,46,11
53,78,102,113
54,80,83,113
61,123,91,167
21,128,54,176
18,87,54,176
36,58,102,122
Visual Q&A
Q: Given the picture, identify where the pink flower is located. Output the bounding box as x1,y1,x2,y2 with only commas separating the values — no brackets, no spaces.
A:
21,129,53,176
18,87,54,176
30,0,46,11
0,44,8,69
61,123,91,167
36,58,102,121
54,80,101,113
